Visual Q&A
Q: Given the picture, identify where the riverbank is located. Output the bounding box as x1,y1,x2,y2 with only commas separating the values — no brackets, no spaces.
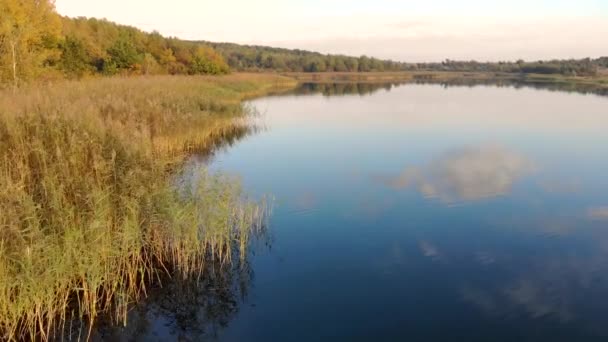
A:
0,74,296,341
282,71,608,91
2,70,605,340
282,71,491,83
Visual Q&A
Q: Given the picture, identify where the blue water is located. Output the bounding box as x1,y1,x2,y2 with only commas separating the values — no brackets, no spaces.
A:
108,83,608,341
215,83,608,341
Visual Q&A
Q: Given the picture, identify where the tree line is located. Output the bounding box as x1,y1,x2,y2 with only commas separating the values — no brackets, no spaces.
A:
410,58,608,77
0,0,231,87
59,17,231,77
205,43,606,76
1,0,606,87
206,42,406,72
203,42,608,77
0,0,406,86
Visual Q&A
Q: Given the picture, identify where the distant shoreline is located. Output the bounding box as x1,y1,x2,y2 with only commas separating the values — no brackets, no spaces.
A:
280,71,608,89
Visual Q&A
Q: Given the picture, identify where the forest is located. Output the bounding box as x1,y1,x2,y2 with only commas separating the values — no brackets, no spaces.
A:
0,0,230,87
207,42,608,77
2,2,608,341
0,0,405,86
413,58,608,77
207,42,407,72
1,0,607,88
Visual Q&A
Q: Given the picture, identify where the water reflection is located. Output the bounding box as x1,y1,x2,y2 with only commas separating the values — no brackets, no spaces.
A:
192,82,608,340
295,82,399,97
186,123,261,164
380,145,535,203
289,191,318,216
460,246,608,335
538,178,581,194
293,78,608,98
412,78,608,97
92,260,256,341
419,240,442,260
588,207,608,221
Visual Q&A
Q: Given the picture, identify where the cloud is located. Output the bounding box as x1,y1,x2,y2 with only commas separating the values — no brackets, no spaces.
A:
248,16,608,61
380,145,535,203
459,251,608,331
588,207,608,221
419,240,441,260
386,20,429,31
504,280,573,321
538,178,581,194
54,0,608,61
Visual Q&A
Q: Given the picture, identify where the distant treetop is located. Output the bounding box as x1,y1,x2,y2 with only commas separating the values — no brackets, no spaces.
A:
1,0,606,86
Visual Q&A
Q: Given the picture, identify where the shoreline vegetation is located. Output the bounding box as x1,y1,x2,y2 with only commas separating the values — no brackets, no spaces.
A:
283,71,608,98
0,74,296,341
2,1,607,341
1,71,602,341
1,1,605,87
282,71,608,91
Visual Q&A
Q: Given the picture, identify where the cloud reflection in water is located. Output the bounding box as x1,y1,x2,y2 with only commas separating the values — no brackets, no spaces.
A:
588,207,608,221
381,145,535,203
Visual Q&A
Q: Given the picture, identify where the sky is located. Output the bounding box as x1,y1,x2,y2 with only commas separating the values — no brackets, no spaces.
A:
55,0,608,62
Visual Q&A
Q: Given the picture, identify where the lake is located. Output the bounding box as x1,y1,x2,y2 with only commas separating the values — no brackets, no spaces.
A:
103,82,608,341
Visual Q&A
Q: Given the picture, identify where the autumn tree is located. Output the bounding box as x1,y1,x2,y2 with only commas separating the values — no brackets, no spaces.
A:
0,0,61,87
141,52,162,75
4,2,604,81
189,46,229,75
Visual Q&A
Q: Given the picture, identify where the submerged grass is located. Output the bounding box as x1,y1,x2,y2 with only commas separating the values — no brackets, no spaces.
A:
0,74,296,341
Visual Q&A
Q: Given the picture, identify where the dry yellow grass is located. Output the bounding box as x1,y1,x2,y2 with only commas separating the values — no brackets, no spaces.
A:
0,74,296,341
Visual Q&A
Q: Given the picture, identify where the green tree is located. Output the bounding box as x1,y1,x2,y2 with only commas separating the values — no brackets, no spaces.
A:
59,35,92,78
334,58,348,72
107,33,141,71
344,58,359,72
358,56,371,72
371,58,385,71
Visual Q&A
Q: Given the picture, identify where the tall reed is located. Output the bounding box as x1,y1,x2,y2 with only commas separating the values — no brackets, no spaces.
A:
0,74,296,341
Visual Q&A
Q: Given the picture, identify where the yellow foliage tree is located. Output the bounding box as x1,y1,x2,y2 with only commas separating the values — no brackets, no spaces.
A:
0,0,61,87
189,46,230,75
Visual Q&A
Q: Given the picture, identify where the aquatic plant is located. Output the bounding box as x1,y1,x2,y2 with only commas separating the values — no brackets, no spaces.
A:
0,74,295,341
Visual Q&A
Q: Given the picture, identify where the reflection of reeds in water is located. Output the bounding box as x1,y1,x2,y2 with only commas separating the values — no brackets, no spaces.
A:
0,75,294,341
90,254,258,341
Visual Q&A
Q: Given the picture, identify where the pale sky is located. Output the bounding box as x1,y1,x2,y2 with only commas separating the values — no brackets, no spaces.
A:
55,0,608,62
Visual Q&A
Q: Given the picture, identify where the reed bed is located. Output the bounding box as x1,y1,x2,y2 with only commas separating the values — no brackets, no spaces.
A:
0,74,296,341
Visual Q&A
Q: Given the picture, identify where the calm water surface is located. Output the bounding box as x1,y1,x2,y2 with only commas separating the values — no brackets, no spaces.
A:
115,83,608,341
